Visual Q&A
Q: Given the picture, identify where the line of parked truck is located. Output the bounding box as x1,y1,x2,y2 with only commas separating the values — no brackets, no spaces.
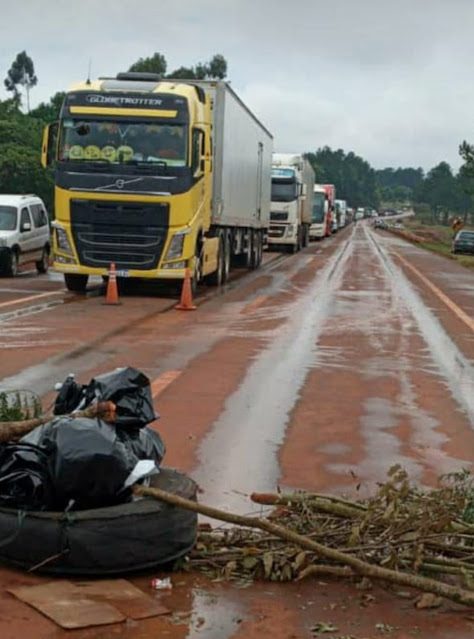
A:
37,73,351,292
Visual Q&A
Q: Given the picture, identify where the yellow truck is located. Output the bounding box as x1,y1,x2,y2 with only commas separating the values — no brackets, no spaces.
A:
42,73,273,293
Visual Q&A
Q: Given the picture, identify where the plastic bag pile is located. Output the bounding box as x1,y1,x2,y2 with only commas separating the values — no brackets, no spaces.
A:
0,367,165,511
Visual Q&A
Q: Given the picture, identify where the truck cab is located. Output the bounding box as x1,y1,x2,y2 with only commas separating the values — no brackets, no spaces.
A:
268,153,314,253
335,199,347,229
309,185,327,240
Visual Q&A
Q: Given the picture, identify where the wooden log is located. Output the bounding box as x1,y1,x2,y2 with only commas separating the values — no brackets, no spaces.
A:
134,484,474,607
0,401,117,442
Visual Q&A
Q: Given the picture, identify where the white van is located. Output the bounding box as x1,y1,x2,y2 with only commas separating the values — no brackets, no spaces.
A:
0,194,51,276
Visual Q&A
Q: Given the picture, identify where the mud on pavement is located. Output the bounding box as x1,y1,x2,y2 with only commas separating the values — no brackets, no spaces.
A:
1,226,474,638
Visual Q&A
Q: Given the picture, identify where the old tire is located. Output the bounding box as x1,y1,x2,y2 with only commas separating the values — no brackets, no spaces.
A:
64,273,88,293
0,468,198,575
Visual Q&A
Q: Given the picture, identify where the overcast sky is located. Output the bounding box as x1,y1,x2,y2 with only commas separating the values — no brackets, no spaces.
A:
0,0,473,171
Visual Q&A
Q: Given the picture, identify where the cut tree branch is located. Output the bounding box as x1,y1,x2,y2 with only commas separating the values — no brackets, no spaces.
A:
134,484,474,607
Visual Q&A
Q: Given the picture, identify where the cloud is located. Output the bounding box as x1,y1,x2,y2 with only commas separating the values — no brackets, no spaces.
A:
1,0,473,169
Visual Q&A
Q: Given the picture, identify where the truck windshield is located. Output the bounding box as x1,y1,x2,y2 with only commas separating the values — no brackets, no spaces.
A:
312,192,325,222
0,207,17,231
271,180,298,202
58,119,188,166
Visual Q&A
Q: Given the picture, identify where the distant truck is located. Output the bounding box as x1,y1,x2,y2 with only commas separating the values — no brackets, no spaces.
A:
268,154,315,252
355,208,365,221
335,199,347,229
309,184,328,240
323,184,336,235
41,74,273,292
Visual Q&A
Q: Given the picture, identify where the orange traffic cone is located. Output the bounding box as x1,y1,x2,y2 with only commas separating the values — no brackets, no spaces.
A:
103,263,122,305
175,268,197,311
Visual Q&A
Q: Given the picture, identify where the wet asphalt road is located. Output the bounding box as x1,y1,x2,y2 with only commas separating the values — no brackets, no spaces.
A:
0,223,474,638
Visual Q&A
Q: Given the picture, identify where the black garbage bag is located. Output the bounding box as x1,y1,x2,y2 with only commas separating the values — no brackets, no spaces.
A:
117,426,165,466
23,417,137,510
0,443,54,510
53,375,86,415
84,367,158,429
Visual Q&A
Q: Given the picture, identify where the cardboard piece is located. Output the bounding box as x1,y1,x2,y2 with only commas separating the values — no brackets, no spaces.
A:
8,579,169,630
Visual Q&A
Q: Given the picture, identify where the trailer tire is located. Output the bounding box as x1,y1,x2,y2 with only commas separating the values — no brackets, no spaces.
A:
0,468,197,575
256,231,263,267
235,230,252,268
222,232,231,283
250,230,260,270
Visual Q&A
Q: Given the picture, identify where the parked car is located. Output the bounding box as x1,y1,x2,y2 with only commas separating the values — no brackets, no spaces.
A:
0,194,51,276
452,230,474,255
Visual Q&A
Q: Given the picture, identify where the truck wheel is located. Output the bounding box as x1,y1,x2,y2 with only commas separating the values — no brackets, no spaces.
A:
222,233,231,283
234,230,252,268
36,247,50,274
256,232,263,267
64,273,88,293
191,242,203,295
6,250,19,277
250,230,260,270
302,227,309,248
290,229,301,254
207,235,224,286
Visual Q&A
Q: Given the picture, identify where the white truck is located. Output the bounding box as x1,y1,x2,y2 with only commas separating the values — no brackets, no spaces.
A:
268,153,315,252
309,184,328,240
335,199,347,229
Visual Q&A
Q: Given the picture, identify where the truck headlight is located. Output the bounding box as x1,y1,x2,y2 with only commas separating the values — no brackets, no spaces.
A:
0,239,8,247
286,224,295,237
55,227,73,255
165,231,188,261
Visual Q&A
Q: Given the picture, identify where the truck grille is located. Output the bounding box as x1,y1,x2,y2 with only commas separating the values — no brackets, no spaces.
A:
268,225,285,238
70,199,169,270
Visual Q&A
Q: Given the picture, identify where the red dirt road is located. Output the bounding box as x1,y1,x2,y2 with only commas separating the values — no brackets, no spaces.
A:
0,224,474,638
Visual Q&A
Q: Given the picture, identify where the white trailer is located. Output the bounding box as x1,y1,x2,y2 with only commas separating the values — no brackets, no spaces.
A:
268,153,315,252
192,81,273,264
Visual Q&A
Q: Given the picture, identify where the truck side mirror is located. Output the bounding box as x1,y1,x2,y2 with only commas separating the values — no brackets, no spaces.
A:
41,122,59,168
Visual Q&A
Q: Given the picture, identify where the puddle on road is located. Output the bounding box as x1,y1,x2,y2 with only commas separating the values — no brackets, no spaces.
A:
183,587,245,639
368,228,474,424
193,230,355,513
